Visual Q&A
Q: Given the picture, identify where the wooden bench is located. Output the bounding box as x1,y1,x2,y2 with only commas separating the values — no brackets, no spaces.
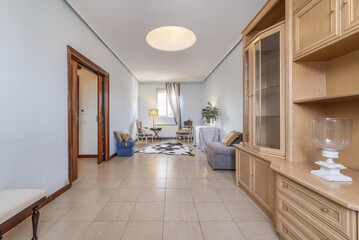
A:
0,189,46,240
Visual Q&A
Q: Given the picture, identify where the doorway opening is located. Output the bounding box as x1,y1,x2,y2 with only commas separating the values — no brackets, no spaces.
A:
67,46,110,183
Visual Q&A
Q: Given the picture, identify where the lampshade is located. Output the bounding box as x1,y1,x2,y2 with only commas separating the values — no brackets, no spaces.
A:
149,109,159,117
146,26,196,51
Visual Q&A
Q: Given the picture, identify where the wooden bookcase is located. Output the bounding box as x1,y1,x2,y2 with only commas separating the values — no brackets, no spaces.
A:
237,0,359,238
289,0,359,170
238,0,286,221
243,5,286,158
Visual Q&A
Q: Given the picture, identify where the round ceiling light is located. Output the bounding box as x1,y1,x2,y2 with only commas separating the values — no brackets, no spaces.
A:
146,26,196,51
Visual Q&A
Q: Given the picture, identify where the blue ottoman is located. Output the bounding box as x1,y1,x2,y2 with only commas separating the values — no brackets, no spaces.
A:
116,140,135,157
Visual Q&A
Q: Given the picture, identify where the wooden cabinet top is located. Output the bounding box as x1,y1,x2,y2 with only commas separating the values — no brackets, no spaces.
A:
234,144,359,211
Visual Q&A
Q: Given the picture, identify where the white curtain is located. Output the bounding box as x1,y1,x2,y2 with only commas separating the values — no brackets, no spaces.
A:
166,83,181,129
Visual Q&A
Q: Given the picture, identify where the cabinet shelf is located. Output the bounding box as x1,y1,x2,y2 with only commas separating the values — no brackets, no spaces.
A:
256,85,280,96
293,92,359,104
256,115,280,118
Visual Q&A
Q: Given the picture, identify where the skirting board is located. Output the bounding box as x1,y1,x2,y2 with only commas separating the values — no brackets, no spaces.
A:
109,153,116,160
78,154,97,158
1,184,71,236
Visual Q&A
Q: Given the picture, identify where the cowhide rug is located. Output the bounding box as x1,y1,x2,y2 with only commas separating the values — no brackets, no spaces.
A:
135,142,194,156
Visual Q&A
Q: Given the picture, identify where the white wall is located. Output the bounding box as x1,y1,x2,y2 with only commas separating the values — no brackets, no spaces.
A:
0,0,138,195
139,83,204,132
78,68,98,155
204,42,243,139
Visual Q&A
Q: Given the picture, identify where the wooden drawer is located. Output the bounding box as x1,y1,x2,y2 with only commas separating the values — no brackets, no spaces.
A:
277,213,308,240
277,192,347,240
277,175,356,239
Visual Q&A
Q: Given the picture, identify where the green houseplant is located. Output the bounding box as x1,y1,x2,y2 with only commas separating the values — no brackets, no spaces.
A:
201,102,219,125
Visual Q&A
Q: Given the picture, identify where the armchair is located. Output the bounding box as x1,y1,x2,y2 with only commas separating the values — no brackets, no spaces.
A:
176,120,193,143
136,119,154,144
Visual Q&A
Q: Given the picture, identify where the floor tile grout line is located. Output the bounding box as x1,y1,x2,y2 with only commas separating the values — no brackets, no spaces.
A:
221,194,248,239
190,176,206,240
162,178,167,240
7,143,277,239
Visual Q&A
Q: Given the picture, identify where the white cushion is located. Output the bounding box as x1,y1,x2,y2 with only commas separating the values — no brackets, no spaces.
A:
0,189,46,225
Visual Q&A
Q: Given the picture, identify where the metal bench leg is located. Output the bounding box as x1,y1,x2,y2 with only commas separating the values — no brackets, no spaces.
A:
31,206,40,240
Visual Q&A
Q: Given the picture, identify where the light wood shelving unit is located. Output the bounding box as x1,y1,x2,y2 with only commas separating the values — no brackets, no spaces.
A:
235,0,359,239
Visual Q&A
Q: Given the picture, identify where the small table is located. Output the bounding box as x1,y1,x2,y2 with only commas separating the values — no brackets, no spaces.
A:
150,128,162,140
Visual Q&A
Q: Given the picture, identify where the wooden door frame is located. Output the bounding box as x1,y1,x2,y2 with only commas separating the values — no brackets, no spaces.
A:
67,45,110,183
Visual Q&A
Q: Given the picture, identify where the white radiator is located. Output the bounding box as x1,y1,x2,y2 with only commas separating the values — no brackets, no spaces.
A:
155,124,178,138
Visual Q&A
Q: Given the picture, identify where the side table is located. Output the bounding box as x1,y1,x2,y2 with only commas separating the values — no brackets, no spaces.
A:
150,128,162,140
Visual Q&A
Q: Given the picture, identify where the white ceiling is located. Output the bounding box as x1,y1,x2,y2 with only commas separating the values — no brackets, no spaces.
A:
66,0,266,82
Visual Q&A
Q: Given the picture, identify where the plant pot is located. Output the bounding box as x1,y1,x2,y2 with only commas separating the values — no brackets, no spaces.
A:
206,119,215,127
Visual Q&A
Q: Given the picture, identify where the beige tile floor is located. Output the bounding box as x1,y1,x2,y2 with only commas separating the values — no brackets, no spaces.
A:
4,141,279,240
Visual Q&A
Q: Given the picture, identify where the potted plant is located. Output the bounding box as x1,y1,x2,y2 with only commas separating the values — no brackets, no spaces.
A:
201,102,219,126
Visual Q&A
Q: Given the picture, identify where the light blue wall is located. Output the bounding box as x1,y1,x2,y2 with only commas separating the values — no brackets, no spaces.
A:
139,43,244,141
139,83,204,129
139,83,175,127
179,83,205,127
0,0,138,195
204,42,243,139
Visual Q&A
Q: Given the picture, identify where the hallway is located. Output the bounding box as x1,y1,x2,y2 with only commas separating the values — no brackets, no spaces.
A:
4,143,278,240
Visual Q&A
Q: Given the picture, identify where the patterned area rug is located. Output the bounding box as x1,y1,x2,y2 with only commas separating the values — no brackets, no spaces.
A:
135,142,194,156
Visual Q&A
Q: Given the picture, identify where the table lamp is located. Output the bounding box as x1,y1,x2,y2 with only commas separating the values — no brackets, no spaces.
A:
149,109,158,128
311,118,353,182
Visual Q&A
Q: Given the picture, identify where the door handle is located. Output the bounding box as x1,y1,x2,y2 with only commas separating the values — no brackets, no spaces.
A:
74,112,79,126
97,114,103,123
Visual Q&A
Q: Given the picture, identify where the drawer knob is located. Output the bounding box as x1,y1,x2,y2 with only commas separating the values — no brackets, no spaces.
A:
283,205,288,211
283,227,289,234
343,0,348,4
330,8,335,14
321,208,329,213
283,184,289,189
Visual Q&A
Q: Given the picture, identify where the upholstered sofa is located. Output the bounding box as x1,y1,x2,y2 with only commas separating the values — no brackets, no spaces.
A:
205,142,236,170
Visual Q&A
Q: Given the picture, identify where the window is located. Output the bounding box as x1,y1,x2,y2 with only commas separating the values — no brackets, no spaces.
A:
156,88,173,117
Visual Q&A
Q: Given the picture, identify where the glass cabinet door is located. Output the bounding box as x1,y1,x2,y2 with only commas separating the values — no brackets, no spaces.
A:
254,30,281,151
243,49,250,145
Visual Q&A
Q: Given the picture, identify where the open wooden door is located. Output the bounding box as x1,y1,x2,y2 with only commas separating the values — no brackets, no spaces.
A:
97,75,104,164
70,60,79,182
68,46,110,184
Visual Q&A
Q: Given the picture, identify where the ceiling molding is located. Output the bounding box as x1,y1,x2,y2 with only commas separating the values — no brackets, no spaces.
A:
65,0,140,82
139,81,204,85
203,39,243,82
66,0,266,83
